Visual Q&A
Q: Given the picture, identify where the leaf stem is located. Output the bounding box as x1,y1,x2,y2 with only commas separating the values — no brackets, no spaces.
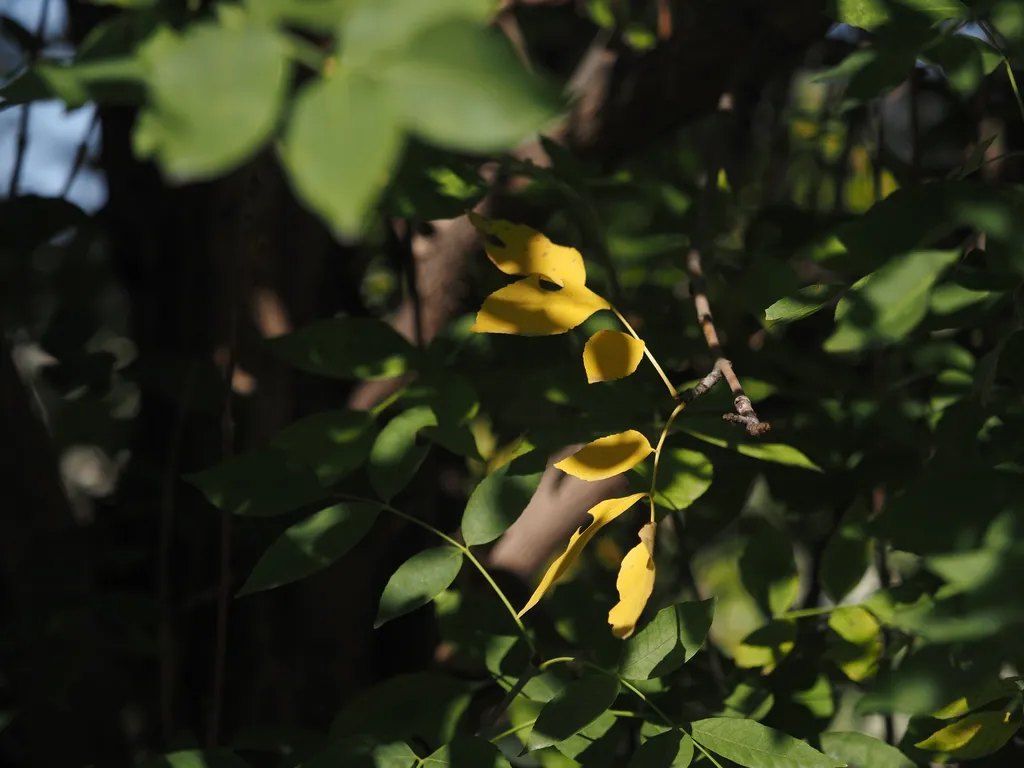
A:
649,401,687,523
612,306,678,398
341,494,535,654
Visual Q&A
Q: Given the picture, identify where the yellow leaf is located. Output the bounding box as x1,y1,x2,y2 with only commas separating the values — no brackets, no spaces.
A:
519,493,647,617
583,330,645,383
554,430,653,481
468,212,587,287
608,522,656,639
470,275,610,336
915,711,1022,760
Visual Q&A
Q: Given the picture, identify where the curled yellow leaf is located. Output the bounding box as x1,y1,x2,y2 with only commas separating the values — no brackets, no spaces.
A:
468,212,587,287
554,430,653,481
583,330,645,383
470,275,610,336
608,522,656,639
519,493,647,617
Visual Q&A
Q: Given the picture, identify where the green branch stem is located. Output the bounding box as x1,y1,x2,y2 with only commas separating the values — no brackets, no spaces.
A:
340,494,535,655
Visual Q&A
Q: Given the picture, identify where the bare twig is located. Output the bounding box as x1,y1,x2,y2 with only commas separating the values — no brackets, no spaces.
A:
60,112,99,199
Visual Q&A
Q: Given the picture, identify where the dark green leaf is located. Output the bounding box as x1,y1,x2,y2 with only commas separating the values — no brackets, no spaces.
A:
137,751,250,768
186,448,327,517
554,710,621,762
526,674,620,751
690,718,844,768
924,34,1002,98
382,20,561,152
618,599,716,680
422,735,511,767
821,503,872,603
683,427,821,471
266,318,417,381
134,22,289,181
719,684,775,721
819,731,914,768
375,546,463,627
300,737,419,768
248,0,353,31
628,730,695,767
369,406,437,501
461,465,542,546
341,0,493,65
765,285,843,325
826,250,960,352
282,70,404,238
331,672,473,744
272,410,377,486
856,645,978,715
238,502,380,595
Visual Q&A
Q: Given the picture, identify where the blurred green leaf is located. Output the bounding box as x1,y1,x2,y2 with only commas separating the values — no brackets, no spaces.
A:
422,735,511,767
134,21,288,181
282,70,404,238
765,285,843,325
683,427,821,471
821,503,872,603
138,752,250,768
382,20,562,152
238,502,380,595
375,545,463,627
826,250,960,352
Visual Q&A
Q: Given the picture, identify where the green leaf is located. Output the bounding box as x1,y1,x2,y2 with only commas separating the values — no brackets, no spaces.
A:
238,502,380,595
554,710,621,761
461,466,542,546
914,711,1021,760
134,21,289,182
690,718,845,768
719,684,774,721
341,0,494,65
248,0,353,31
618,599,716,680
271,410,377,486
819,732,915,768
382,20,561,152
282,70,404,238
648,448,713,511
267,318,417,381
375,545,463,627
739,518,799,618
765,284,843,325
422,735,511,767
826,606,882,682
138,752,250,768
732,619,797,671
833,0,968,30
821,504,872,603
186,448,327,517
299,737,419,768
825,250,960,352
856,645,978,716
683,429,821,471
924,34,1002,98
526,675,620,751
628,730,694,767
331,672,473,745
930,677,1022,720
369,406,438,501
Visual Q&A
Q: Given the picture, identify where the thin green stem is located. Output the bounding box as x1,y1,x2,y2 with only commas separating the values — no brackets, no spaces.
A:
488,719,536,743
1005,60,1024,126
612,307,678,398
649,401,687,522
538,656,576,672
340,494,535,654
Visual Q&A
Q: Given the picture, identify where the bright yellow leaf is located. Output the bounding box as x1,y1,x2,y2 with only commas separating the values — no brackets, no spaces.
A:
468,212,587,287
471,275,610,336
915,711,1022,760
554,430,653,481
519,493,647,617
583,330,645,383
608,522,656,639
